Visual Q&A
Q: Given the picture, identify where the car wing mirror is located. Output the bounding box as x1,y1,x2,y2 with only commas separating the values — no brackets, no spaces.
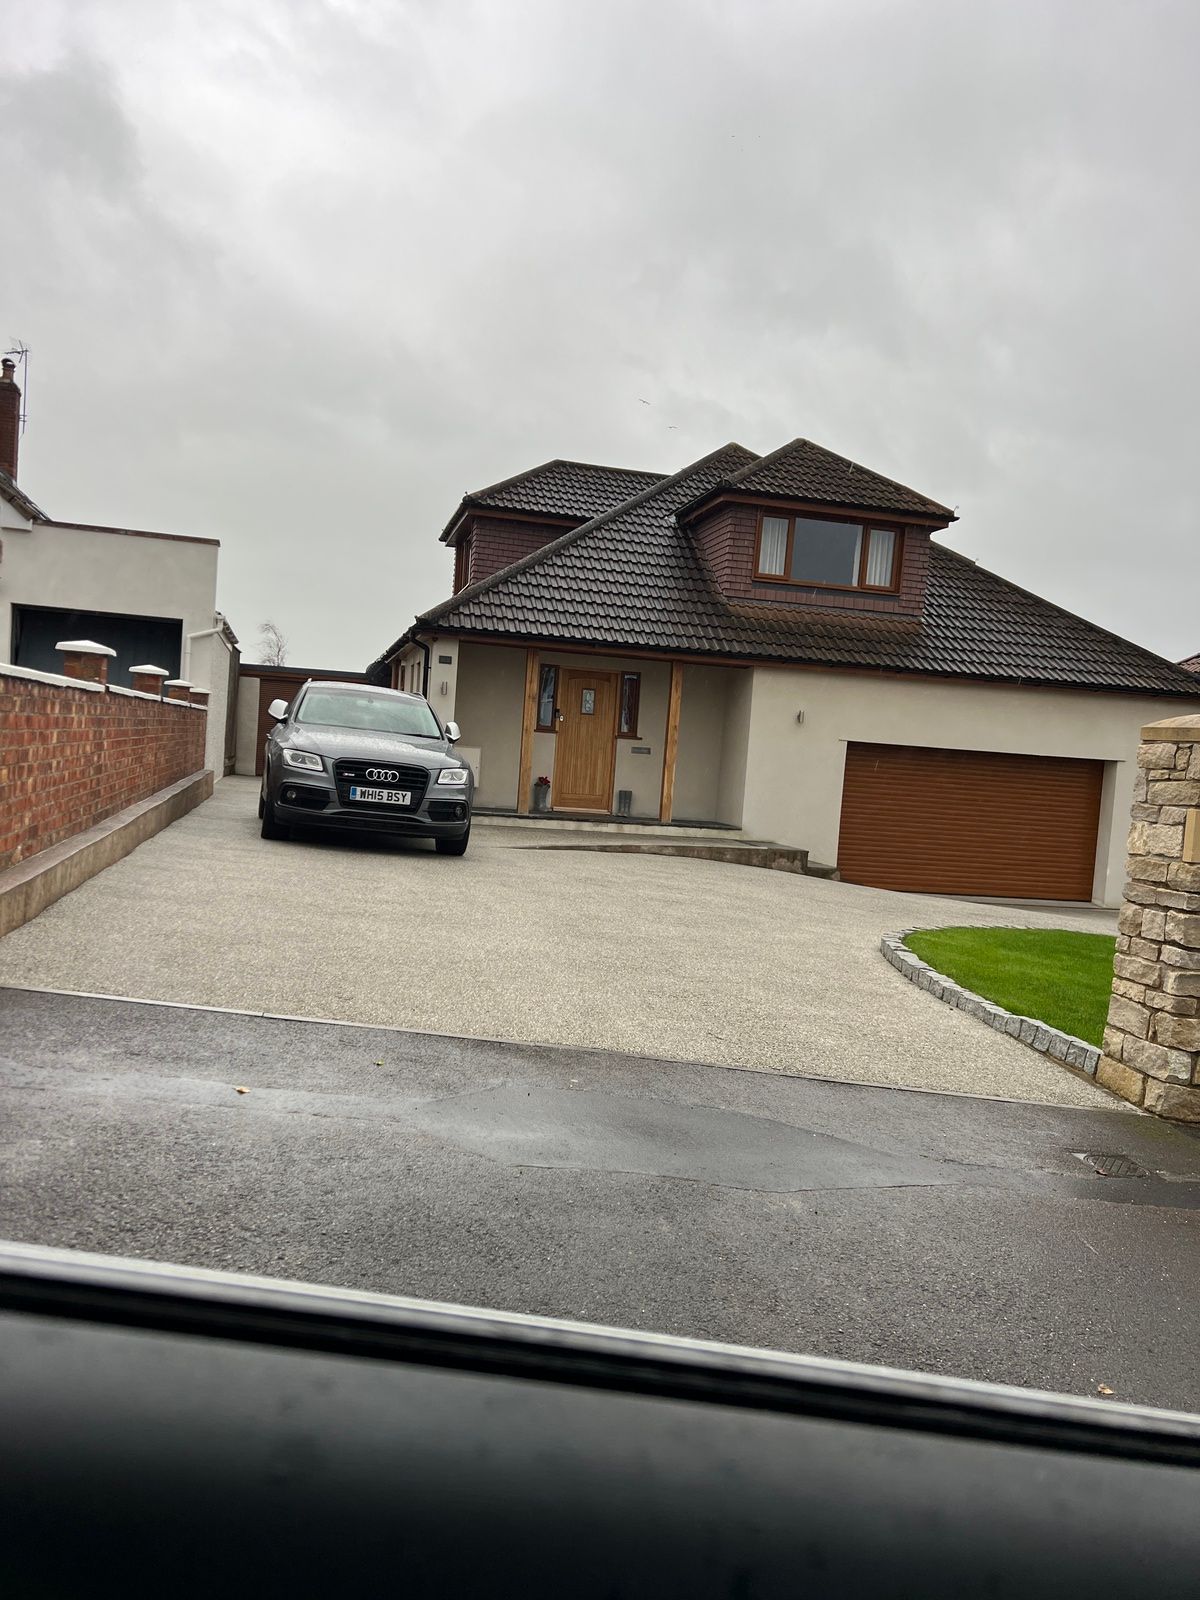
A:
267,699,289,721
445,720,461,744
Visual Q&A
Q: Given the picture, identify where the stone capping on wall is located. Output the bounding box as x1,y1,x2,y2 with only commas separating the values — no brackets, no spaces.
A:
1098,713,1200,1122
880,930,1103,1080
1,662,105,693
55,638,116,655
0,662,204,707
107,684,186,703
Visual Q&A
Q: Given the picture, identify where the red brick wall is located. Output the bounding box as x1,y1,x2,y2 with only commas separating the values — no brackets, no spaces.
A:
0,671,208,869
456,515,575,591
690,501,932,618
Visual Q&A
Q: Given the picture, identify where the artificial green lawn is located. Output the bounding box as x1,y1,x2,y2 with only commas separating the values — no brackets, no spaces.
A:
903,927,1117,1047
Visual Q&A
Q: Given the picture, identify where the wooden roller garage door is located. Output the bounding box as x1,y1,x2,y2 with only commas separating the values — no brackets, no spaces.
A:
254,676,300,777
837,743,1104,900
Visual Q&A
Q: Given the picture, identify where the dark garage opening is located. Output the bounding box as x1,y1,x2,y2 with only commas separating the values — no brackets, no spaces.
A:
12,604,183,685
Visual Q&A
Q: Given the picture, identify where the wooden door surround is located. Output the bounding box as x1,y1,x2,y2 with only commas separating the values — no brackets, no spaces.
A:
552,669,618,812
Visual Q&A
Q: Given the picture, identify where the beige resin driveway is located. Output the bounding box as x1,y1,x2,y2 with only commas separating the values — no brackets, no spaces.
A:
0,778,1117,1107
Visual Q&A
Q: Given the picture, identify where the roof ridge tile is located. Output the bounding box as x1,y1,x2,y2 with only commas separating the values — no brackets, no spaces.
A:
439,456,670,540
469,455,666,501
717,436,954,520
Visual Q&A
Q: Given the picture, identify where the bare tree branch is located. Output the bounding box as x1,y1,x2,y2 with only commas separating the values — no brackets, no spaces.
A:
257,619,288,666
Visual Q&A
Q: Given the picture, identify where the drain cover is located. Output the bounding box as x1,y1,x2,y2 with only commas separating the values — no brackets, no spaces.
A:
1073,1152,1152,1179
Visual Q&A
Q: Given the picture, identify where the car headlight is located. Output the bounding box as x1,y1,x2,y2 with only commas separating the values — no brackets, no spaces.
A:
436,767,470,786
282,749,323,772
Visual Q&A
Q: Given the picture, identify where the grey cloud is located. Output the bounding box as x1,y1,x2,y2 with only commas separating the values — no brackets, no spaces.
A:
2,0,1197,665
1,50,138,192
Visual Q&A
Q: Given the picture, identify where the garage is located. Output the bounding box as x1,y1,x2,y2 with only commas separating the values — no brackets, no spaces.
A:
837,743,1105,900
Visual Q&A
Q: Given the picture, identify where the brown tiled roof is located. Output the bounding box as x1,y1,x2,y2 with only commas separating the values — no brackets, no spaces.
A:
440,457,666,539
416,439,757,641
388,442,1199,698
1181,653,1200,674
686,437,955,521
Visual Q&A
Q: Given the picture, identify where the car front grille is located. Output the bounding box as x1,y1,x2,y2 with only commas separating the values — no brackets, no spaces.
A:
333,760,430,810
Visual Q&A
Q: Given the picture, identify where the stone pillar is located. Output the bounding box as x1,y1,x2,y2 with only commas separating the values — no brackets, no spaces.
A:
129,664,169,696
163,679,192,703
1100,714,1200,1120
56,639,116,685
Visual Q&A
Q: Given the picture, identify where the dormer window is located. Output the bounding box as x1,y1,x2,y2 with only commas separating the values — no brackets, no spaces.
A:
755,512,900,591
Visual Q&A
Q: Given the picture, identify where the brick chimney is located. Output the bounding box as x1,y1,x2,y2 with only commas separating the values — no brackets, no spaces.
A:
0,358,19,481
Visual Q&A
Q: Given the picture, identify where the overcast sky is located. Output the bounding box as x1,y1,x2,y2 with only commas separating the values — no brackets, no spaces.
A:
5,0,1198,668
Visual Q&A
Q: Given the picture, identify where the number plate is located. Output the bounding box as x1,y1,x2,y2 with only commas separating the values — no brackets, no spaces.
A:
349,787,411,805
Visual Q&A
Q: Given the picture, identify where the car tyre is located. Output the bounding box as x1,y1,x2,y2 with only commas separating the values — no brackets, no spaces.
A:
257,791,265,818
435,826,470,857
260,797,289,841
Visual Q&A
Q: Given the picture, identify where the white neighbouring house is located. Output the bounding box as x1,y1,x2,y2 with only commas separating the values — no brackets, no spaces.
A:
0,358,237,774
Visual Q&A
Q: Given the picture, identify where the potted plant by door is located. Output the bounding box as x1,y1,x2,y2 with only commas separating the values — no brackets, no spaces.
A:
532,776,551,814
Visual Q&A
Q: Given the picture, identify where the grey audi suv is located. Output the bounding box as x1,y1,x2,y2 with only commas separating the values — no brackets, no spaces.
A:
259,681,474,854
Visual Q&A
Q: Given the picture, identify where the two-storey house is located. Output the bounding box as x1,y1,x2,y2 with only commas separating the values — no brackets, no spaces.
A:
375,437,1199,904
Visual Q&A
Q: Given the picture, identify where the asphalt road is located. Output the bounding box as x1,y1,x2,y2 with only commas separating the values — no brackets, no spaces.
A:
4,986,1199,1412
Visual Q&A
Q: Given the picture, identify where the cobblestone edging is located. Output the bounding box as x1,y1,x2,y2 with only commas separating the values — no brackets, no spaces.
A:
880,930,1102,1079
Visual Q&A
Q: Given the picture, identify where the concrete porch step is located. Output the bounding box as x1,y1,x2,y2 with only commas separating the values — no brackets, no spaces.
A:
474,811,745,840
519,838,839,879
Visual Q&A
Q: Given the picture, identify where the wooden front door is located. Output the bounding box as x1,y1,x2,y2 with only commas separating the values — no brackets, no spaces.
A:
552,669,618,811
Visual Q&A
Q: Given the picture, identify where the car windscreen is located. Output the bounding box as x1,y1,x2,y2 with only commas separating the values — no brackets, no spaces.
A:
295,690,443,737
